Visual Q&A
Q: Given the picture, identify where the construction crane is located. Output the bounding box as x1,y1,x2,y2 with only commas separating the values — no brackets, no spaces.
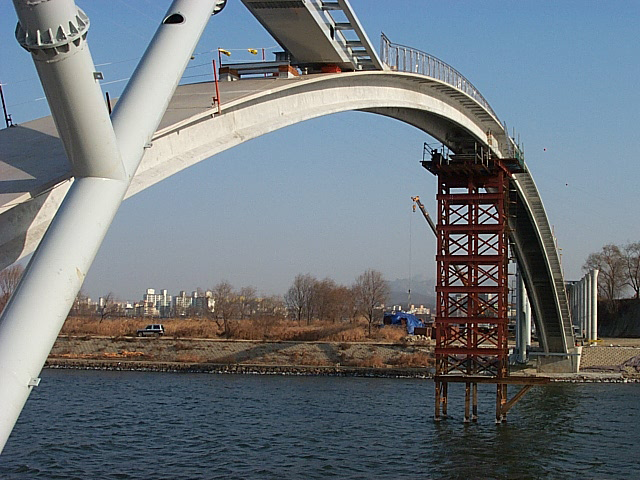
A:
411,196,436,236
412,195,468,287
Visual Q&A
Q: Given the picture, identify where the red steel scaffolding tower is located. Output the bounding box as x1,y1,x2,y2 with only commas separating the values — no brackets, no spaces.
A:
422,145,538,423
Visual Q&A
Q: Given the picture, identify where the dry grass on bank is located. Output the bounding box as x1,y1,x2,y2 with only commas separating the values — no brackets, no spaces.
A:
61,316,410,343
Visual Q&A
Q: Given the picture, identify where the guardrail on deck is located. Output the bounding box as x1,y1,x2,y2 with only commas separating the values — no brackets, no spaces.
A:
380,33,498,121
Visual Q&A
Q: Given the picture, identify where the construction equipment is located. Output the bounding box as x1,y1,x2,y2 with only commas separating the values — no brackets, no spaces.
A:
411,196,436,235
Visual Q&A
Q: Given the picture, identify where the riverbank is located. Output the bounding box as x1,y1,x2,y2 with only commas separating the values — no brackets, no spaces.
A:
45,335,640,382
47,335,433,378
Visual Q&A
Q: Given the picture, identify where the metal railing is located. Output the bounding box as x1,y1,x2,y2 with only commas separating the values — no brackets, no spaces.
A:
380,33,498,121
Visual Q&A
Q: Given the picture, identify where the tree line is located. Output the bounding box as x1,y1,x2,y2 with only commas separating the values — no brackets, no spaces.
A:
584,241,640,308
284,269,390,335
0,264,391,336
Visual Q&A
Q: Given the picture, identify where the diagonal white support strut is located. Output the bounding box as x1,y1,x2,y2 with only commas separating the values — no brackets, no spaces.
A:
0,0,219,453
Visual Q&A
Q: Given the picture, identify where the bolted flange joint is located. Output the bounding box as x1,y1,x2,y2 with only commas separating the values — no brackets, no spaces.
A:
15,6,89,59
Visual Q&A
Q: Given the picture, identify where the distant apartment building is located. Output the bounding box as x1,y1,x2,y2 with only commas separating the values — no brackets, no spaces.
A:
173,290,192,316
172,290,215,316
192,290,215,315
136,288,172,317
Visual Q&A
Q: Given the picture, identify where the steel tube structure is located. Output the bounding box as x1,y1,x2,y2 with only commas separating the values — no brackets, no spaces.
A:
12,0,124,180
591,269,599,341
524,287,531,350
516,268,530,363
0,0,217,453
580,277,585,337
586,272,593,341
568,270,599,344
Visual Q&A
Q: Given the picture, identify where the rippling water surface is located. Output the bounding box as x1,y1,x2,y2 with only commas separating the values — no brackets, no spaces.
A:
1,370,639,479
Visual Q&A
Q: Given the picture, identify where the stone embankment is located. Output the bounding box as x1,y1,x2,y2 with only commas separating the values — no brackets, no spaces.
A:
46,335,433,378
45,336,640,382
577,339,640,381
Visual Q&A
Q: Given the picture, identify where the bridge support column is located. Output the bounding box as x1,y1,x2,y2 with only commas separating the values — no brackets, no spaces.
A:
578,277,589,340
516,267,530,363
585,272,592,341
524,288,531,350
590,269,599,342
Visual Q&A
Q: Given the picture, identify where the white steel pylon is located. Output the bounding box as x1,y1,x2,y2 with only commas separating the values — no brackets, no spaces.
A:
0,0,223,453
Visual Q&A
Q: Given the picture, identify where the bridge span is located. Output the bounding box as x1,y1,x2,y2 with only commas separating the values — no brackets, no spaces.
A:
0,71,573,354
0,0,577,450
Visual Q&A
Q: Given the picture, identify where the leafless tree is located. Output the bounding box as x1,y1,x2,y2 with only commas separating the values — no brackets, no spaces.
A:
313,277,337,322
98,292,120,322
212,281,237,336
333,285,357,323
70,290,92,316
0,264,24,313
623,242,640,299
584,244,626,312
353,269,390,335
238,286,257,319
314,279,355,323
284,273,316,325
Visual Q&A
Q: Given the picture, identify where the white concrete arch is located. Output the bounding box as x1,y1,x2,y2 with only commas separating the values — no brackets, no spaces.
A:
0,70,571,354
128,72,506,198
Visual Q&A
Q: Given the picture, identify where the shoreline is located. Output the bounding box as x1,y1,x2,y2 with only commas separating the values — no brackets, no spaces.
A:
44,359,431,379
45,336,640,383
44,358,640,384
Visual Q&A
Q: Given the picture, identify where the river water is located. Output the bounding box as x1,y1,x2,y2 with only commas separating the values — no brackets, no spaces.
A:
1,370,638,479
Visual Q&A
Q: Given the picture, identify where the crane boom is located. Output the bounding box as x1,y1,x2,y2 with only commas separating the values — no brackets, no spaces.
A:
412,195,468,286
411,196,436,236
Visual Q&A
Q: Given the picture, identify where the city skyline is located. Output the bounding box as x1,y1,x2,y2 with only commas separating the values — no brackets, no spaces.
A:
1,1,638,301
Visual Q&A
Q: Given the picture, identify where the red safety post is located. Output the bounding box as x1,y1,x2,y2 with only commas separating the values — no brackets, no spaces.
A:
212,59,221,113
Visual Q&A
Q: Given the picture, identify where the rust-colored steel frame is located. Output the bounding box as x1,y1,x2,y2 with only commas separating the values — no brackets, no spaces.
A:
433,160,510,423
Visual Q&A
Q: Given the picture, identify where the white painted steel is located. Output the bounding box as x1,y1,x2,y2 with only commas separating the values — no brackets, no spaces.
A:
111,0,217,179
13,0,124,180
524,288,531,348
570,270,598,342
516,268,532,363
585,272,592,341
580,276,585,337
579,276,585,336
591,269,599,341
334,0,384,69
0,177,127,453
0,0,217,454
516,268,527,363
240,0,383,71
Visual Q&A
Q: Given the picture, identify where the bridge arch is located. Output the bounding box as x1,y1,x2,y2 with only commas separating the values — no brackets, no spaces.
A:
130,72,506,196
0,71,571,353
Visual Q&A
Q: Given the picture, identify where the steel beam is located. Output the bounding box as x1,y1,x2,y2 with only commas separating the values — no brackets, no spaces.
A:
0,0,217,454
431,157,511,421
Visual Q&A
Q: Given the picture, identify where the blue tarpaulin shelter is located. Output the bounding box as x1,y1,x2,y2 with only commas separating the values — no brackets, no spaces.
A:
382,312,425,334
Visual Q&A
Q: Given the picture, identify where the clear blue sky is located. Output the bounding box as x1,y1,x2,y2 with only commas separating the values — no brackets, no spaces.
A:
1,1,639,302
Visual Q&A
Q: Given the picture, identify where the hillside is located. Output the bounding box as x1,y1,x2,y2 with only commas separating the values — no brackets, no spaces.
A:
387,276,435,309
598,299,640,337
